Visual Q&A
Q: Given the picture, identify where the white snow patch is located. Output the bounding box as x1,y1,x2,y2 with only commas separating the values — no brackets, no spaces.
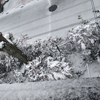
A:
3,34,13,44
47,74,54,80
81,42,86,50
46,57,60,68
52,72,66,80
97,56,100,63
0,41,5,49
25,62,32,70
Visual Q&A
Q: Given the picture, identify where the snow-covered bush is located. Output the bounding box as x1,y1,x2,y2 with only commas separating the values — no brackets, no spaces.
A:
0,20,100,83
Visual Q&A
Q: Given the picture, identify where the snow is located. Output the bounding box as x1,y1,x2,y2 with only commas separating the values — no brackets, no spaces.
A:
81,42,86,50
72,25,81,33
25,62,31,70
52,72,66,80
89,39,94,44
47,74,54,80
3,33,13,44
82,49,91,56
0,21,100,83
97,56,100,63
0,41,4,49
46,57,60,68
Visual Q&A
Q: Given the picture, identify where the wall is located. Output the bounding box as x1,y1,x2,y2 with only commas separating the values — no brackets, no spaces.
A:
0,0,100,42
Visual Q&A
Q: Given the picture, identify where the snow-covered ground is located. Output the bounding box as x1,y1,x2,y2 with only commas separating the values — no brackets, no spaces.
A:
0,78,100,100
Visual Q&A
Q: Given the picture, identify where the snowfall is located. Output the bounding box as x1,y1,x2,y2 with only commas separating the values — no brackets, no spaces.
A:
0,20,100,84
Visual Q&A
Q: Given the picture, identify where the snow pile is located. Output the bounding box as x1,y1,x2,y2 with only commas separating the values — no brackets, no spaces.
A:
0,21,100,83
67,22,100,62
22,56,73,82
